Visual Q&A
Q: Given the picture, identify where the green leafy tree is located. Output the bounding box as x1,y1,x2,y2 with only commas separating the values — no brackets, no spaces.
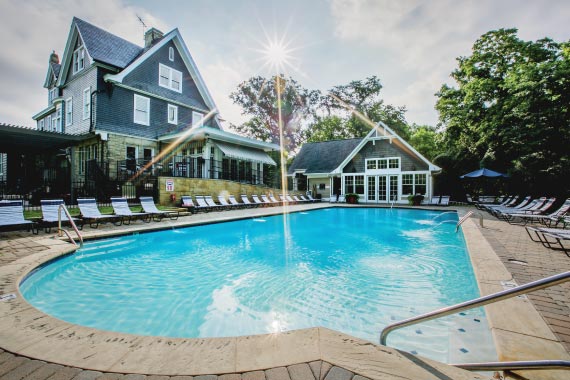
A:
408,124,443,161
229,75,321,152
436,28,570,197
303,116,351,142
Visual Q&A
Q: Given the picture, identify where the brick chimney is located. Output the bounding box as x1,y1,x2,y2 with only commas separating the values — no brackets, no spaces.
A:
144,28,164,49
49,50,59,64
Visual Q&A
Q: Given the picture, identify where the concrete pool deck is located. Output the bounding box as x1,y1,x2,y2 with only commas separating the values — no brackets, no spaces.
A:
0,203,569,380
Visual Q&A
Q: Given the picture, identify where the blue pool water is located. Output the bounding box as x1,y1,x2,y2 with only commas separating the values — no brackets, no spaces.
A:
21,208,496,363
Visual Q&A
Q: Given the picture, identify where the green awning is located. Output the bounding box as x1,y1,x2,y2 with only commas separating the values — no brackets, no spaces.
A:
214,141,276,166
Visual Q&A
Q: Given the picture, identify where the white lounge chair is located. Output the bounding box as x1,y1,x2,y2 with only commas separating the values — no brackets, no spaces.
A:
181,196,196,213
251,195,265,206
0,200,37,234
139,196,179,221
240,194,255,207
111,197,151,224
78,198,122,228
40,199,82,232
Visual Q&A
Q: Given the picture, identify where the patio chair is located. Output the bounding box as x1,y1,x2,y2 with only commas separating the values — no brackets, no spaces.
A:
481,195,517,212
510,199,570,227
139,196,179,221
440,196,450,206
500,197,554,224
111,197,152,224
204,195,224,210
269,194,282,205
194,196,214,212
228,195,245,208
181,196,196,213
337,195,346,203
217,196,234,209
525,226,570,254
261,194,276,206
496,197,546,219
299,195,311,202
240,194,255,207
77,198,123,228
292,195,302,203
306,194,320,202
0,200,38,234
251,195,265,206
285,194,296,204
428,196,441,206
40,199,82,232
279,194,289,204
489,195,532,216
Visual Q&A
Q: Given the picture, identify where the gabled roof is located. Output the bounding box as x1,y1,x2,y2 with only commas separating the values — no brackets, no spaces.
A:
104,29,219,124
56,17,143,86
43,62,61,88
287,138,363,174
74,17,143,69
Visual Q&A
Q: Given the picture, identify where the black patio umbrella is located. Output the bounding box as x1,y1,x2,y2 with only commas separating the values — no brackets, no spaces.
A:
460,168,509,179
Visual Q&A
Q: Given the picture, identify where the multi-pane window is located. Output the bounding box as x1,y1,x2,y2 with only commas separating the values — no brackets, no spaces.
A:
401,173,427,195
344,175,365,194
48,88,58,104
73,45,85,73
52,107,62,132
167,104,178,124
65,97,73,126
365,157,400,170
38,119,45,130
133,94,150,125
192,111,204,126
82,88,90,120
158,63,182,93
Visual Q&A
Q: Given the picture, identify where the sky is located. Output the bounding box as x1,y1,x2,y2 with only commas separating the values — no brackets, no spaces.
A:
0,0,569,130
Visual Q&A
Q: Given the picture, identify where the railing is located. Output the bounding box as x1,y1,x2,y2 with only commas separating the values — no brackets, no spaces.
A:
455,210,484,232
380,271,570,371
58,204,83,248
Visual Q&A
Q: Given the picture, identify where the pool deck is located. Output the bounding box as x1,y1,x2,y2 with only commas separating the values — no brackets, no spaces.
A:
0,203,569,380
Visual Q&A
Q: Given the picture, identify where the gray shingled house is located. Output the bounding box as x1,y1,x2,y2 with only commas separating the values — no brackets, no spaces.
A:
288,123,441,203
23,17,279,202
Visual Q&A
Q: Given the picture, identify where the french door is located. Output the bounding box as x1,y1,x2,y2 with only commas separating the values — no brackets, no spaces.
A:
367,175,398,203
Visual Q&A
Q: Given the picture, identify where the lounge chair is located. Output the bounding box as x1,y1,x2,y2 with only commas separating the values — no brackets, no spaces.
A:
78,198,123,228
217,196,234,209
440,196,450,206
0,200,38,234
111,197,152,224
525,226,570,254
489,196,532,216
501,197,555,224
240,194,255,207
261,194,277,206
292,195,302,203
204,195,224,210
299,195,311,202
251,195,265,206
286,194,296,204
40,199,82,232
511,199,570,226
194,196,214,212
496,197,546,219
139,196,179,221
481,195,518,212
428,196,441,206
228,195,245,208
306,194,320,202
181,196,196,213
269,194,282,205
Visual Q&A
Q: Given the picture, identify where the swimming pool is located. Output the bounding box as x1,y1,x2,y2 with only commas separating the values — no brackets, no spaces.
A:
21,207,496,363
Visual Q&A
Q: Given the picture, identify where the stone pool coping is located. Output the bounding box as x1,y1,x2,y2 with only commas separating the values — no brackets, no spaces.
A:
0,204,566,379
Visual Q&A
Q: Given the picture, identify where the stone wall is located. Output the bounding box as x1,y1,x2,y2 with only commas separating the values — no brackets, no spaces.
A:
158,177,285,206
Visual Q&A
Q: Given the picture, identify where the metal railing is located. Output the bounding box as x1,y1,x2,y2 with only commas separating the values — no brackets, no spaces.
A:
58,204,83,248
455,210,484,232
380,271,570,371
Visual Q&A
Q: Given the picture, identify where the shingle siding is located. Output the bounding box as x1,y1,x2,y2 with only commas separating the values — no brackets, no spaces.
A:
123,40,209,111
343,140,428,173
61,65,98,135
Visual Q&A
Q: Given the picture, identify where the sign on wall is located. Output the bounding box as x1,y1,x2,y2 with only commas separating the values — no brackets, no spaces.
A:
165,179,174,192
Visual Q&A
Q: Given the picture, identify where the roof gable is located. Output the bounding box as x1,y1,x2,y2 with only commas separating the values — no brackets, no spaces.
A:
43,62,61,88
56,17,143,86
287,138,363,174
103,29,220,126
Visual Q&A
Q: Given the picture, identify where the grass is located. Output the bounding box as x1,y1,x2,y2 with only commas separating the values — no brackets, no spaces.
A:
24,205,174,219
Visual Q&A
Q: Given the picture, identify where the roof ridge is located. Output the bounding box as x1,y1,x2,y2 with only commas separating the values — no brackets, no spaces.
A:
304,137,363,144
73,17,142,50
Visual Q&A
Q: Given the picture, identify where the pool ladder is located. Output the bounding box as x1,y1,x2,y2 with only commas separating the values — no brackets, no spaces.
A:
455,210,484,232
57,204,83,248
380,271,570,373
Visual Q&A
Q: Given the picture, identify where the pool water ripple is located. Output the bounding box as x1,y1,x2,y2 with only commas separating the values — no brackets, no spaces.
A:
21,208,495,363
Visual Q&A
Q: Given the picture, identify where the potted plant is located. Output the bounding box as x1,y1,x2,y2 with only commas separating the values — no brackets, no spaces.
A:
407,194,424,206
346,193,360,204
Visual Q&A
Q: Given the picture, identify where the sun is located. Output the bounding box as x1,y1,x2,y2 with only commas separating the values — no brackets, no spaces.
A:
264,39,293,71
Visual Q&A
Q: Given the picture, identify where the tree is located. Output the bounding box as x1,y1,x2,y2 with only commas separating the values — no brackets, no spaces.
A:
436,29,570,197
408,124,443,161
229,75,321,152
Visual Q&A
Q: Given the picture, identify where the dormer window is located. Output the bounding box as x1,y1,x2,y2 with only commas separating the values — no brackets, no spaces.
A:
73,44,85,74
48,88,58,104
158,63,182,93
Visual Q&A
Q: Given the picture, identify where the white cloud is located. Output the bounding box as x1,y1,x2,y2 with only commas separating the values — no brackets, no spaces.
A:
0,0,167,127
329,0,570,126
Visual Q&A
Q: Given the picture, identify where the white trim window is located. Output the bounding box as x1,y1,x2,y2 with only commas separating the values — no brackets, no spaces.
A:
38,119,45,130
82,87,90,120
134,94,150,125
73,46,85,74
46,115,51,131
344,175,365,194
158,63,182,93
192,111,204,126
52,107,62,132
168,47,174,61
48,88,58,104
366,157,400,170
65,97,73,126
167,104,178,124
401,173,428,196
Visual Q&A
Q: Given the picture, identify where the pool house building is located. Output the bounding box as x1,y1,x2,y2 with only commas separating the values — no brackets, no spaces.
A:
287,123,441,203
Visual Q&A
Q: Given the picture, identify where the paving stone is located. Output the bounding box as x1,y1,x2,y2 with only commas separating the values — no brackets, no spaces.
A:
352,376,371,380
307,362,321,380
22,364,64,380
287,364,315,380
0,352,16,366
123,375,147,380
2,360,45,380
46,367,82,380
265,367,290,380
145,376,169,380
0,356,29,376
218,375,240,380
241,371,265,380
323,367,353,380
193,376,215,380
318,363,332,380
72,371,104,380
94,375,126,380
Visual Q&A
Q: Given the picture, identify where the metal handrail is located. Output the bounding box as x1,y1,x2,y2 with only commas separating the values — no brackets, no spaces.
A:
455,210,484,232
380,271,570,346
453,360,570,371
58,204,83,248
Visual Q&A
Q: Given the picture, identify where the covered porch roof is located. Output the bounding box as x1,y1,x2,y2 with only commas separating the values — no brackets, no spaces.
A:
0,124,91,152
